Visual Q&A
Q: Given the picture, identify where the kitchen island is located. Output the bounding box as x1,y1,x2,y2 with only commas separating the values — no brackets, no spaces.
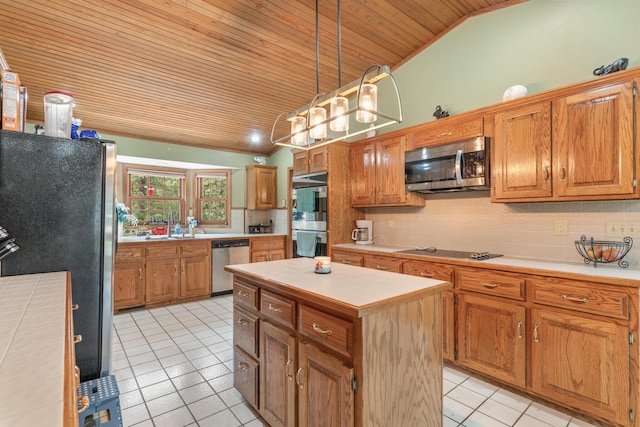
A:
226,257,452,427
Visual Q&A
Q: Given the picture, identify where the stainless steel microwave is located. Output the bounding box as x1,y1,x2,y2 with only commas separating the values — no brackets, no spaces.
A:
405,136,490,193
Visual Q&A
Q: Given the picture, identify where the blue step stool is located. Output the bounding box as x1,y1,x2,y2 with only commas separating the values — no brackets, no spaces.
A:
77,375,122,427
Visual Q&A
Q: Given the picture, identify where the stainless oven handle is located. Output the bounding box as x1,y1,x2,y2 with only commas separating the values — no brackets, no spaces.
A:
455,149,463,184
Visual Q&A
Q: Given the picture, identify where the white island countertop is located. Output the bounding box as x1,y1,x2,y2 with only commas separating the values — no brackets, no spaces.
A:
225,257,452,313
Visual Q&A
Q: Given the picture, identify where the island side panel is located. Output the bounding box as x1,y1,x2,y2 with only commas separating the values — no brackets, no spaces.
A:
359,293,443,427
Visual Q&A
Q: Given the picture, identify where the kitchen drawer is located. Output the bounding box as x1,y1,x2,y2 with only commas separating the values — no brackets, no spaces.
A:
234,307,259,358
332,251,364,267
261,290,296,330
414,116,484,147
180,242,209,256
234,278,259,311
458,268,525,301
299,304,353,360
530,276,630,320
403,260,455,282
145,243,179,258
115,247,143,260
233,347,259,409
363,255,403,273
251,237,285,251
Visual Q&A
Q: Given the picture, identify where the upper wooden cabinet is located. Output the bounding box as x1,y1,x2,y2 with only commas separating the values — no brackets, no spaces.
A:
553,81,635,199
349,134,424,207
292,146,328,176
246,165,277,209
414,116,484,148
493,77,638,202
493,101,552,200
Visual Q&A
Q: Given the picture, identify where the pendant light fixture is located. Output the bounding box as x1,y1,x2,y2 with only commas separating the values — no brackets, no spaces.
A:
270,0,402,150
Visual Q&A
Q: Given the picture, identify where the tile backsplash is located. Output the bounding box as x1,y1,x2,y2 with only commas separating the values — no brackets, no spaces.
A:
365,192,640,268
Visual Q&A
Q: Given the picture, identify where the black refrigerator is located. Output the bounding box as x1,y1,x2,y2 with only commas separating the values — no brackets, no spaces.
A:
0,130,117,381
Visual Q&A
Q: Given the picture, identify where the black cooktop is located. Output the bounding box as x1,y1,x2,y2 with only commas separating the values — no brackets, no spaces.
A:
395,248,503,261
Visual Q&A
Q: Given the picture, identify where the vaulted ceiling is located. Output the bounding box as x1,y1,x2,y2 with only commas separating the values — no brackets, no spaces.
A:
0,0,525,155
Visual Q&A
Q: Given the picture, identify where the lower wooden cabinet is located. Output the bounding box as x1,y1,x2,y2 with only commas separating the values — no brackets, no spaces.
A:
113,260,145,309
530,304,630,426
114,240,211,310
457,292,526,388
251,235,286,262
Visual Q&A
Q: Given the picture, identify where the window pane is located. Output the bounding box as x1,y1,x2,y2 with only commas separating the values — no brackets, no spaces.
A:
201,200,227,221
202,177,227,198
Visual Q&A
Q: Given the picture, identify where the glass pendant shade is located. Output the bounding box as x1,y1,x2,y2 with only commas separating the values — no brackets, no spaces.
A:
309,106,327,139
356,83,378,123
329,96,349,132
290,116,307,145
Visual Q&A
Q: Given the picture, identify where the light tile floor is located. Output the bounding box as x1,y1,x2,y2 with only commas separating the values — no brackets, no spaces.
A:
112,295,601,427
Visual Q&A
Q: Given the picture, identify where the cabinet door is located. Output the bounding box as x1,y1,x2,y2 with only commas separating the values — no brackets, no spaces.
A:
308,146,328,174
375,136,407,205
292,150,310,176
297,341,354,427
530,308,629,425
113,260,145,310
261,321,297,427
180,254,210,298
251,250,270,263
457,293,526,387
349,142,376,206
493,101,552,200
145,259,180,303
268,249,285,261
553,81,635,198
255,167,277,209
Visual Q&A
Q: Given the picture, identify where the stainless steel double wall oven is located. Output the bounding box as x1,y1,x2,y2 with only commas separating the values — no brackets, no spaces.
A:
291,173,328,257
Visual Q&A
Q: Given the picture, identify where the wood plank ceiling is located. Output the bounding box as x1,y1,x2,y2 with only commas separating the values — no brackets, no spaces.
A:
0,0,525,155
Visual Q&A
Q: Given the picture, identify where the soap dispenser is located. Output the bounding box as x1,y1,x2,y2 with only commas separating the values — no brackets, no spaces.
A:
174,223,182,235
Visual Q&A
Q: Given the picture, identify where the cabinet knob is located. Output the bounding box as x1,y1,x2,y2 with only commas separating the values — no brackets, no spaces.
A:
71,304,79,311
74,335,83,344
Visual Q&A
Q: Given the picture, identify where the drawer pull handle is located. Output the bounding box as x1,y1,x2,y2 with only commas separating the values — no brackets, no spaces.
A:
437,131,452,137
312,323,333,335
480,282,499,289
533,323,539,343
296,367,304,389
77,395,90,413
138,268,142,280
72,304,79,311
237,290,249,298
517,320,522,339
74,334,83,344
562,295,589,303
375,265,389,270
237,362,248,371
341,260,353,264
268,303,283,313
237,318,249,327
286,358,293,381
420,272,434,278
174,265,178,275
544,166,550,181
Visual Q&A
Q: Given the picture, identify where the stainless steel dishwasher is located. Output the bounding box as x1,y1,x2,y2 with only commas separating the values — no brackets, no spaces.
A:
211,239,250,295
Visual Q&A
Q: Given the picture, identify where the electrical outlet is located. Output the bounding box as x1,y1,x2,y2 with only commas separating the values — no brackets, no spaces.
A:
388,220,395,229
606,221,640,238
554,219,568,236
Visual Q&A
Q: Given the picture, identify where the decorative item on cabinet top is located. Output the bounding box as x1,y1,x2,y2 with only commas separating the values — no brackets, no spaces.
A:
575,235,633,268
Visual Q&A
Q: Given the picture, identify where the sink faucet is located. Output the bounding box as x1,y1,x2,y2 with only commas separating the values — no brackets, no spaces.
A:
167,211,174,238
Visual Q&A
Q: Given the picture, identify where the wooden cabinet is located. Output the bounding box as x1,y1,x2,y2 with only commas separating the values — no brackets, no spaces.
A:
292,146,328,176
251,235,286,262
552,80,635,199
403,260,456,361
493,101,552,200
362,254,403,273
413,115,484,147
349,134,424,207
114,240,211,310
332,250,364,267
113,259,145,310
246,164,278,209
493,78,637,202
